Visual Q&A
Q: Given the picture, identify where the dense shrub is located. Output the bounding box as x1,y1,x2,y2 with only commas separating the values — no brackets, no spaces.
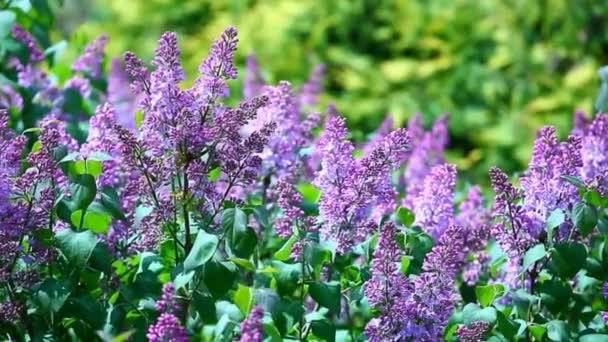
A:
2,3,608,342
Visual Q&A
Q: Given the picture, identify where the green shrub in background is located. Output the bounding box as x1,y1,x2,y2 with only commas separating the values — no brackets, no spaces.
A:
53,0,608,181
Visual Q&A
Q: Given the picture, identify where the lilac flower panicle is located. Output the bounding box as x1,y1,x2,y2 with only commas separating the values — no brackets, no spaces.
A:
299,64,326,107
237,305,264,342
457,185,491,252
521,126,583,239
108,58,137,128
124,51,151,96
579,114,608,191
199,26,239,79
456,321,491,342
12,24,44,63
314,115,410,252
0,84,24,112
156,282,179,313
146,313,188,342
412,163,457,239
362,114,394,156
0,301,23,324
244,54,266,98
275,179,305,238
72,33,109,78
152,32,185,82
402,114,449,203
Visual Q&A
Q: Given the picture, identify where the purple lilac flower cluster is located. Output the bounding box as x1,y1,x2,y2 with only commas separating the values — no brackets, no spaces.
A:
236,305,265,342
314,115,410,252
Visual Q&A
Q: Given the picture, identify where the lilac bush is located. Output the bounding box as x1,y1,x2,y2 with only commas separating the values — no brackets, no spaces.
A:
2,17,608,342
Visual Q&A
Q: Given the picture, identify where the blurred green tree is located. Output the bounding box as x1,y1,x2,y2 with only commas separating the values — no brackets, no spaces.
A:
57,0,608,182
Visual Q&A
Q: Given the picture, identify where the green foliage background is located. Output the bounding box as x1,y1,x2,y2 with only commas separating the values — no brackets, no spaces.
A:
57,0,608,181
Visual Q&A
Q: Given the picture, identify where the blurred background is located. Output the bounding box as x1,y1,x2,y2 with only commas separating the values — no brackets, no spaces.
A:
53,0,608,182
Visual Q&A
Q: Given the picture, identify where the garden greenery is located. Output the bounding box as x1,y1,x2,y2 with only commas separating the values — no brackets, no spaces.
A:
2,4,608,342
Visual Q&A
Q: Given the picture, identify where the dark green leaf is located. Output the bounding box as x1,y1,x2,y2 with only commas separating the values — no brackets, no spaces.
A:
56,229,97,268
35,278,71,314
192,292,217,323
270,261,302,295
521,243,546,273
309,281,341,313
560,175,586,188
546,320,570,342
100,186,126,220
184,230,219,271
228,227,258,259
572,202,598,236
311,319,336,342
551,242,587,279
70,174,97,210
222,207,248,239
204,260,237,298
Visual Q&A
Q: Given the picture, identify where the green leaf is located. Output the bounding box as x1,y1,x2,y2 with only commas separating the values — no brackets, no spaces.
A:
396,207,415,226
203,260,237,298
538,278,572,315
70,210,112,233
546,320,570,342
580,334,608,342
297,182,321,203
475,283,505,307
56,229,98,267
521,244,546,273
222,207,248,239
400,256,412,274
35,278,71,314
311,319,336,342
0,11,17,39
100,186,126,220
214,314,238,341
192,292,217,323
309,281,341,313
135,110,144,128
228,227,258,259
208,166,221,181
233,284,253,316
174,271,195,290
572,202,598,236
31,140,42,152
598,215,608,235
529,325,546,341
70,174,97,210
551,242,587,279
546,209,565,244
73,159,103,177
183,230,219,271
496,311,518,340
461,303,497,325
585,190,603,207
560,175,586,188
228,257,255,271
274,236,297,261
270,261,302,295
